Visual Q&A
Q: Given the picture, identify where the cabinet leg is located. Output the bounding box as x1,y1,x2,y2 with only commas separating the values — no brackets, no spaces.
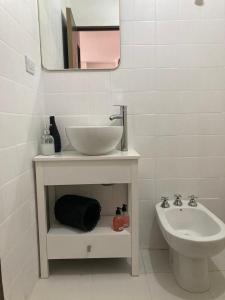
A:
36,164,49,278
132,255,139,276
40,256,49,278
128,162,139,277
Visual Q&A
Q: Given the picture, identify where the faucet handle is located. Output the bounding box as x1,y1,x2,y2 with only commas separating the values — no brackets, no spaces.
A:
161,196,170,208
188,195,198,207
174,193,182,200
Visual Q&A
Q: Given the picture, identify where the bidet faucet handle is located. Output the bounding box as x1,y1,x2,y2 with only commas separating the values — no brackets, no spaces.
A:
161,196,170,208
188,195,198,207
173,194,183,206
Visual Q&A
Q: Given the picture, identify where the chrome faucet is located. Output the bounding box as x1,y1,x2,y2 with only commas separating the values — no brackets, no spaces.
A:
188,195,198,207
109,105,128,151
173,194,183,206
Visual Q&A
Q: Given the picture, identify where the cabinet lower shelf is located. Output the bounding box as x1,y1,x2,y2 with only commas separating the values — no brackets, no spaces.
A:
47,216,131,259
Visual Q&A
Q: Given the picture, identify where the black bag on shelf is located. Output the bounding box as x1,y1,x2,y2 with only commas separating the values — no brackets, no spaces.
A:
54,195,101,232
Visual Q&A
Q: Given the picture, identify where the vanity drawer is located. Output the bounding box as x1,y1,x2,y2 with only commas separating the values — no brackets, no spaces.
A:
42,160,133,185
47,234,131,259
47,218,131,259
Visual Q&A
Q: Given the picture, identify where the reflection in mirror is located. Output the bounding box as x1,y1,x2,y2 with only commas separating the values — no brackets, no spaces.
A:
38,0,120,71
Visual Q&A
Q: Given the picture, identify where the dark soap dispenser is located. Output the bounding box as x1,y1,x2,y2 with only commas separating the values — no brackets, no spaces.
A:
49,116,61,153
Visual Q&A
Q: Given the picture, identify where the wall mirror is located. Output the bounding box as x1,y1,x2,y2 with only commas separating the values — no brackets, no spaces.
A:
38,0,120,71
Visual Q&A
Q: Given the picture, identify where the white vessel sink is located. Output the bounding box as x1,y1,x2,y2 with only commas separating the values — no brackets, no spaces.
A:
66,126,123,155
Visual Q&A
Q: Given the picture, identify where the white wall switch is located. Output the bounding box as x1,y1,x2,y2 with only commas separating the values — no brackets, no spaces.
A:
25,56,35,75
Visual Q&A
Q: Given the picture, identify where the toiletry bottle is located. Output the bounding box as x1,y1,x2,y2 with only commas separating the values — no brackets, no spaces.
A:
41,127,55,156
113,207,124,232
49,116,61,153
122,204,129,228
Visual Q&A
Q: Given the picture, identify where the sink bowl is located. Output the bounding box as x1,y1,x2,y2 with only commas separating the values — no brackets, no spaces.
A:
66,126,123,155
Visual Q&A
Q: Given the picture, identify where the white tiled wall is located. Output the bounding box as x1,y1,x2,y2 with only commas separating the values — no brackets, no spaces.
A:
1,0,225,294
43,0,225,249
0,0,44,299
2,0,225,297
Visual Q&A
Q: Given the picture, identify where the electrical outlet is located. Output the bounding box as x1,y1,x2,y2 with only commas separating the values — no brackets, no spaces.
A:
25,56,35,75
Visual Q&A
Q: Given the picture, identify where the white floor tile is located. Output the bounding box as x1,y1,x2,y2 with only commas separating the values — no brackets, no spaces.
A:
142,249,171,273
209,249,225,272
29,256,225,300
147,273,211,300
209,271,225,300
30,274,92,300
30,258,148,300
91,273,151,300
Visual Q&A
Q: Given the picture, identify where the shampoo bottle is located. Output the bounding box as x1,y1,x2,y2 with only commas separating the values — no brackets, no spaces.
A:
49,116,61,153
113,207,124,232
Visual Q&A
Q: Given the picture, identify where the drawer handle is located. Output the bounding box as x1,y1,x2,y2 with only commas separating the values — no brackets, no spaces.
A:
87,245,92,252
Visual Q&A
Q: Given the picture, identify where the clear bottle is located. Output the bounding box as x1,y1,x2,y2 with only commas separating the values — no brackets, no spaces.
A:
122,204,129,228
41,127,55,156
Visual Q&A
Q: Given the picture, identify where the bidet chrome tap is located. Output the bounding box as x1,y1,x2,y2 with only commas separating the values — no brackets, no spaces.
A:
173,194,183,206
109,105,128,151
188,195,198,207
161,196,170,208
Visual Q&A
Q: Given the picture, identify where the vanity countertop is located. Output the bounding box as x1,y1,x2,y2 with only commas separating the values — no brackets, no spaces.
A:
33,149,140,162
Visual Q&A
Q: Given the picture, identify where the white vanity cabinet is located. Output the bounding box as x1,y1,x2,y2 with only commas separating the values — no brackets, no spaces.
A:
33,150,140,278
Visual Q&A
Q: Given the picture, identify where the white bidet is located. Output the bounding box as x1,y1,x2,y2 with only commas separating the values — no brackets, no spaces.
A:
156,201,225,293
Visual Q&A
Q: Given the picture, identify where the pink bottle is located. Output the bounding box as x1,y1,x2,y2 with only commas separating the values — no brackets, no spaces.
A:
113,207,124,232
122,204,129,228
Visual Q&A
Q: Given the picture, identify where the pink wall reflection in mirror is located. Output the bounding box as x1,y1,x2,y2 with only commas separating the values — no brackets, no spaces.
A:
73,31,120,69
